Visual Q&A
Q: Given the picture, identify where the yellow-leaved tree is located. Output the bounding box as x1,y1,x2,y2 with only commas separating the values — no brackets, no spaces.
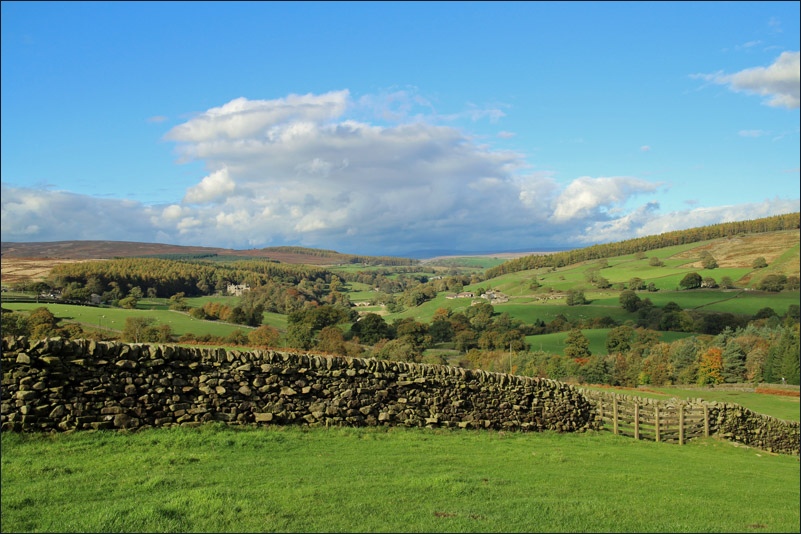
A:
697,347,724,386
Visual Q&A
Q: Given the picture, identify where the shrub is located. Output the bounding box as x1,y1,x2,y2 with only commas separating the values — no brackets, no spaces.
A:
758,274,787,292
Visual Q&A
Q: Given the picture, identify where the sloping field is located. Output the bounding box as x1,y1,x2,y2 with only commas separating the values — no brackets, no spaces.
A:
672,230,799,272
0,258,96,285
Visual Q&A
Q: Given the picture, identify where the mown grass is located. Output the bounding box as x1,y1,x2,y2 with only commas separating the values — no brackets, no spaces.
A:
1,425,798,533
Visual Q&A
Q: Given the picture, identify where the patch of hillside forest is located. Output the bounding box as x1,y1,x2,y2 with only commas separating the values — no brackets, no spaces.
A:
2,213,799,388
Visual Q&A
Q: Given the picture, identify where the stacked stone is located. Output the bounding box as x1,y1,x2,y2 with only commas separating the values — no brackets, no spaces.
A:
708,402,800,455
7,337,796,456
1,337,597,435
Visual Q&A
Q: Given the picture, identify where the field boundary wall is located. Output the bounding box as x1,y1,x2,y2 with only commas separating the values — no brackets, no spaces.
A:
2,337,797,456
2,337,596,436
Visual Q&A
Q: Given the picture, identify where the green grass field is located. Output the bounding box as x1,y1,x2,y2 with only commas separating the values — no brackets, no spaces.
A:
1,302,253,338
524,329,697,357
1,425,798,533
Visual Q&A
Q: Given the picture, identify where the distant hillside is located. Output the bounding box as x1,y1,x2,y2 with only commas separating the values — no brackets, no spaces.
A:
0,241,416,266
485,212,800,278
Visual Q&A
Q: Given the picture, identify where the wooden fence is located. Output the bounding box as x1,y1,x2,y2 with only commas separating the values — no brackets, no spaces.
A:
580,390,711,445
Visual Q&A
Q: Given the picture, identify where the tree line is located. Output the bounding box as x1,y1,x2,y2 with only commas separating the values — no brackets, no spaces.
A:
485,212,800,278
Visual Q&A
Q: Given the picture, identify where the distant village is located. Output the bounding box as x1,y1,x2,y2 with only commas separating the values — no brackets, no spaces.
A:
446,289,509,305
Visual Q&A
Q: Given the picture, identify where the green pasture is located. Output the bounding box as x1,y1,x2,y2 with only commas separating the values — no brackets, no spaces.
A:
136,298,170,310
385,292,632,327
385,293,476,323
343,280,374,291
494,301,632,325
2,425,798,533
383,285,796,330
424,256,508,269
525,329,696,356
696,290,800,316
2,303,256,338
482,261,753,295
589,289,799,317
180,295,242,307
346,289,379,301
328,265,446,278
475,234,797,296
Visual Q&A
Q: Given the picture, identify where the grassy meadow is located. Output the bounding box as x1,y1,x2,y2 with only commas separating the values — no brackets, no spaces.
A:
0,302,278,339
2,425,799,533
524,328,697,357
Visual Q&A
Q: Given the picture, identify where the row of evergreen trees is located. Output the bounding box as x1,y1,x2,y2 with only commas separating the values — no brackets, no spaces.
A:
485,212,800,278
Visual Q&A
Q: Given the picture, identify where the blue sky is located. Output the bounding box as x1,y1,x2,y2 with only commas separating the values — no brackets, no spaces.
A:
2,1,799,257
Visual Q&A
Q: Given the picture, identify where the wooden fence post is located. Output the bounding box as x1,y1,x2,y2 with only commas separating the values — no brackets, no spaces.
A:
655,405,660,442
613,397,619,435
703,404,709,438
634,403,639,440
598,397,604,430
678,404,684,445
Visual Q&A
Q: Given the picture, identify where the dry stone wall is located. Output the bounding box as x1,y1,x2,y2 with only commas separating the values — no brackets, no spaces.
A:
3,337,797,456
712,402,799,455
1,337,597,434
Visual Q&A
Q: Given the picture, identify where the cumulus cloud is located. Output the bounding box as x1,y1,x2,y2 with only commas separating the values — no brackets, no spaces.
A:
576,198,801,245
695,51,800,109
183,168,236,204
551,176,661,222
0,184,160,243
3,90,799,255
165,90,350,143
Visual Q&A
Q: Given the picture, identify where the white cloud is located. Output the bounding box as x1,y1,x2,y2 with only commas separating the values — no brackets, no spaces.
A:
551,176,661,222
695,51,800,109
183,168,236,204
575,198,801,245
3,90,798,256
0,185,160,243
165,90,350,142
640,145,651,152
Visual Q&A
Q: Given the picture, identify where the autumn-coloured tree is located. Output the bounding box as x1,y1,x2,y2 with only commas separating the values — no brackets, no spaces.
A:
316,325,347,355
697,347,724,386
640,343,673,385
247,325,280,348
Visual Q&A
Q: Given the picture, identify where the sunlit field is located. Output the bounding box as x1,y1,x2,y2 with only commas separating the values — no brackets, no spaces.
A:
2,425,798,533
